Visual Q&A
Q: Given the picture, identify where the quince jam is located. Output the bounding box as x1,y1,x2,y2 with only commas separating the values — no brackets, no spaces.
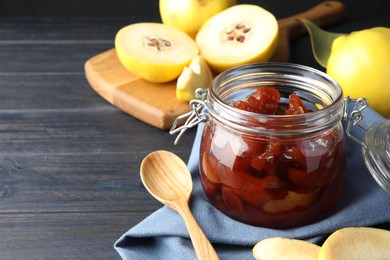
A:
199,86,346,228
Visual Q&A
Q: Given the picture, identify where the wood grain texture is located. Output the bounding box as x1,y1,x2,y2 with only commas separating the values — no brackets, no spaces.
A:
84,1,344,130
0,16,195,259
85,49,191,130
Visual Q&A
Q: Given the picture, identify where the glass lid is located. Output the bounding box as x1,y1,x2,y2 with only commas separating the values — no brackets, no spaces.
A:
345,97,390,195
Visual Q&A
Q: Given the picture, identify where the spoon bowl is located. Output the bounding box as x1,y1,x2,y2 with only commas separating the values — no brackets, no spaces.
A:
141,150,192,204
140,150,219,260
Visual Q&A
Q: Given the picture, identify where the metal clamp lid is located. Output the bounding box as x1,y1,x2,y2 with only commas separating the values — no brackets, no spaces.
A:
169,88,208,145
344,97,390,195
344,97,370,149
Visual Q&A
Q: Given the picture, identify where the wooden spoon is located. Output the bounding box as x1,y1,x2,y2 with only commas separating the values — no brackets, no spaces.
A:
140,150,219,260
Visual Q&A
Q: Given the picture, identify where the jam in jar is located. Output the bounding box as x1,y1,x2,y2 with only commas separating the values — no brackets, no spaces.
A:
198,63,346,228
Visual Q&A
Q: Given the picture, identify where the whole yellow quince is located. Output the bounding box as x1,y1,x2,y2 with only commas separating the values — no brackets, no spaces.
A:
326,27,390,118
159,0,237,38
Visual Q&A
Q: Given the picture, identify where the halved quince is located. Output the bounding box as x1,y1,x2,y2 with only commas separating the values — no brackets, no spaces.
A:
176,55,213,101
196,4,278,73
115,23,199,83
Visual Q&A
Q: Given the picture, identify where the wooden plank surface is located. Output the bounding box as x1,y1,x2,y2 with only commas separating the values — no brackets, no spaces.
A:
0,17,196,259
84,49,192,130
84,1,345,130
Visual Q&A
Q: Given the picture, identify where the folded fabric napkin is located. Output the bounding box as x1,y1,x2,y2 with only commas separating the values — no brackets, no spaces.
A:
115,105,390,260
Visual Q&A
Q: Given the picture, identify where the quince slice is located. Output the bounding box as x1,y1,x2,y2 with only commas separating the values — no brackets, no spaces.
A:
318,227,390,259
262,196,295,214
196,4,278,73
288,189,320,207
176,55,213,101
115,23,199,83
253,237,320,260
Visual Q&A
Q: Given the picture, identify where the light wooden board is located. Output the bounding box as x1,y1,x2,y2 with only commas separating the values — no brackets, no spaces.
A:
84,1,344,130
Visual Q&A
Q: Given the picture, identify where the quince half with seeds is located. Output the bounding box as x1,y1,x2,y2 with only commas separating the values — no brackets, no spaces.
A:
196,4,279,73
115,23,198,83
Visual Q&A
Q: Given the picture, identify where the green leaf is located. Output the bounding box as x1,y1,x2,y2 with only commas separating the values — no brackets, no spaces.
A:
299,19,344,68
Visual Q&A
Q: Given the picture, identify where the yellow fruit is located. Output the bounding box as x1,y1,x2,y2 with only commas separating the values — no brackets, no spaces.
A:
318,227,390,259
159,0,237,38
262,196,295,214
253,237,320,260
327,27,390,118
115,23,198,83
288,189,319,207
196,4,278,73
176,55,213,101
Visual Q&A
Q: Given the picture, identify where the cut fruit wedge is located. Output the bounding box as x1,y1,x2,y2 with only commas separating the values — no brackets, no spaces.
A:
196,4,279,73
253,237,320,260
176,55,213,101
318,227,390,259
115,23,199,83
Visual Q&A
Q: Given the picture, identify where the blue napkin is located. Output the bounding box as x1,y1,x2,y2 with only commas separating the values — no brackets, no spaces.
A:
115,105,390,260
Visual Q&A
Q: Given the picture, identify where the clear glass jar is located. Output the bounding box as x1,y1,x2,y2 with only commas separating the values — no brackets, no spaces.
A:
198,63,346,228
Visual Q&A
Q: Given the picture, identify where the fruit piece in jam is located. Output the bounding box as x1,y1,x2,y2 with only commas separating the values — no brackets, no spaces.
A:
199,86,346,228
233,86,281,114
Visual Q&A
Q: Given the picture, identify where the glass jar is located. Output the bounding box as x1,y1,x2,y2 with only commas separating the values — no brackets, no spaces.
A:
171,62,390,228
188,63,347,228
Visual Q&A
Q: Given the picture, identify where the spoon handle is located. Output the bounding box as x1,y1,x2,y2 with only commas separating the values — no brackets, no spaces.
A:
175,199,220,260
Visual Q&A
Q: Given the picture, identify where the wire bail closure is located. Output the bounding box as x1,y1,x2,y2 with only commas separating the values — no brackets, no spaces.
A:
171,92,372,147
344,97,370,149
169,88,209,145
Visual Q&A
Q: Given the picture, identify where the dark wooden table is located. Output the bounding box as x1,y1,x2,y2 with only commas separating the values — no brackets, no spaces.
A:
0,2,388,259
0,16,197,259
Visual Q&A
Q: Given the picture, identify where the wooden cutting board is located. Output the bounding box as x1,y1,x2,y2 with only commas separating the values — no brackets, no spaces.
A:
85,1,344,130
